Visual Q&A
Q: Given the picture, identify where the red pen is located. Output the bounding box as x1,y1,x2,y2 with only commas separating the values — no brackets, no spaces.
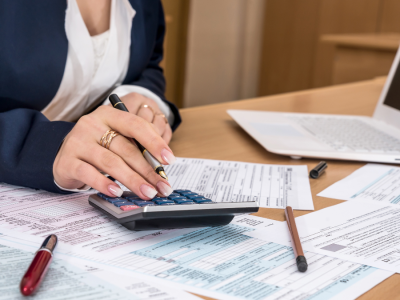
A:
20,234,58,296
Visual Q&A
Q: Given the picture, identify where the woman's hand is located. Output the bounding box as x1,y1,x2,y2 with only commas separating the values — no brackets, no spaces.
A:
53,105,176,199
119,92,172,143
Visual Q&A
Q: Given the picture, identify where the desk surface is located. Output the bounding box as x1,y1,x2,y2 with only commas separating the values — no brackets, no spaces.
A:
171,77,400,300
321,33,400,51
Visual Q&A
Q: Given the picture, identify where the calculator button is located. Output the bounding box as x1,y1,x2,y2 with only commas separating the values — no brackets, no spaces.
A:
120,205,140,211
122,191,137,198
152,197,169,201
173,199,195,205
192,197,213,204
153,199,175,205
132,200,155,207
186,194,203,200
174,189,190,194
125,196,142,202
180,192,198,197
113,201,132,207
169,193,181,197
168,196,187,200
97,193,107,199
106,197,125,203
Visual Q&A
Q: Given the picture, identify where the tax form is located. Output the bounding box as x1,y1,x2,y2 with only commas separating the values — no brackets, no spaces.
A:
164,157,314,210
0,243,198,300
245,198,400,273
0,208,392,300
318,164,400,203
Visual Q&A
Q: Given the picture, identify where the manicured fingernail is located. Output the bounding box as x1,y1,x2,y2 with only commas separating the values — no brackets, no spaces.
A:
161,148,176,165
108,185,123,197
140,184,158,199
157,181,173,197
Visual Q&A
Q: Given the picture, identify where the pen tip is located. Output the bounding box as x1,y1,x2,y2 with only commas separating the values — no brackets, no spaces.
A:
159,171,168,181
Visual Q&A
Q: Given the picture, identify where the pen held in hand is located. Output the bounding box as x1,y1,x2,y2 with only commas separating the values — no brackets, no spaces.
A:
285,206,308,272
108,94,168,180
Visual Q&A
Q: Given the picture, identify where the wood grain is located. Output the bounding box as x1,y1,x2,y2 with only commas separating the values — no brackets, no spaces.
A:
171,77,400,299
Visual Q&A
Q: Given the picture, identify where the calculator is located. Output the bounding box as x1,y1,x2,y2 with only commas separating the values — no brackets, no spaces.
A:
88,190,259,231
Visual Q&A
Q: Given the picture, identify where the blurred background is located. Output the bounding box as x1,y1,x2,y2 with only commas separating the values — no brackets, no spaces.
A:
161,0,400,108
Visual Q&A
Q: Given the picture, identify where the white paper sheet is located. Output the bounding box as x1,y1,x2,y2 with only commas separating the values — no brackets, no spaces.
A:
318,163,400,203
245,198,400,273
164,157,314,210
0,214,392,300
0,242,198,300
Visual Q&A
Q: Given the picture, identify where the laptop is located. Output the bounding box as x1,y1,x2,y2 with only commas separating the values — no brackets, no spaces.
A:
228,46,400,164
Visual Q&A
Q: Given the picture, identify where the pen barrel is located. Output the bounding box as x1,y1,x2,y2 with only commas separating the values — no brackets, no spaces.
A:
20,250,52,296
143,149,163,170
285,207,305,257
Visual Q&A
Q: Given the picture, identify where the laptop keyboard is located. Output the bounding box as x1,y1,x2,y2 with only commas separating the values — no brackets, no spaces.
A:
289,116,400,153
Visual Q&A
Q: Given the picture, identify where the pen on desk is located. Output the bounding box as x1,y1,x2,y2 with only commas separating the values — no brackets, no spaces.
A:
109,94,168,180
285,206,308,272
20,234,58,296
309,161,327,179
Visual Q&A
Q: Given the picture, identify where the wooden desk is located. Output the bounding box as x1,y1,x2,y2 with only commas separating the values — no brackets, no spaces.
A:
320,33,400,85
171,77,400,299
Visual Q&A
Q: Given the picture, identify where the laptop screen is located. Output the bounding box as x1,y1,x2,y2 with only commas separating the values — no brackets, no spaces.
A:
383,63,400,111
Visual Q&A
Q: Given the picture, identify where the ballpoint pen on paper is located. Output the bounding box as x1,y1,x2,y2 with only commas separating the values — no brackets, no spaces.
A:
109,94,168,180
285,206,308,272
20,234,58,296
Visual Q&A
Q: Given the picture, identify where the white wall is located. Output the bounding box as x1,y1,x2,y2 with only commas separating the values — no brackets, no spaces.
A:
183,0,266,107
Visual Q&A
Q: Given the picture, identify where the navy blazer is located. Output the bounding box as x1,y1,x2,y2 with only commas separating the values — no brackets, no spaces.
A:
0,0,181,193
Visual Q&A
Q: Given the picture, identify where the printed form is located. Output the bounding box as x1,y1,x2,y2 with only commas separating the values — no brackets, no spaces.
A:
245,198,400,273
0,182,391,300
318,164,400,203
0,242,198,300
164,157,314,210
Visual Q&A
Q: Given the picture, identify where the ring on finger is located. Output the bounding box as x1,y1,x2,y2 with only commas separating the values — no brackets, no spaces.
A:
141,104,155,115
100,129,120,150
155,113,168,124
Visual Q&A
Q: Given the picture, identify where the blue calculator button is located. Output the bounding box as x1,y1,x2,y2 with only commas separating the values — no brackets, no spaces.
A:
173,199,195,205
174,189,191,194
106,197,125,203
113,201,131,207
132,200,155,207
180,192,198,197
169,193,181,197
192,197,213,204
186,194,202,200
154,199,175,205
122,191,137,198
97,193,107,199
168,196,187,200
152,197,169,201
125,196,142,202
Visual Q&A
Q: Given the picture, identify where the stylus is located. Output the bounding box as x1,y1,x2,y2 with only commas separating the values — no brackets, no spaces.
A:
108,94,168,180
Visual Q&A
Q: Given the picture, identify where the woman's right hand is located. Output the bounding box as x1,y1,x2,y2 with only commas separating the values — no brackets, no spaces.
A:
53,105,176,199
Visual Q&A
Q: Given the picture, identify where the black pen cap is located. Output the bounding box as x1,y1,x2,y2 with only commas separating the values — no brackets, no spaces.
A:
309,161,327,179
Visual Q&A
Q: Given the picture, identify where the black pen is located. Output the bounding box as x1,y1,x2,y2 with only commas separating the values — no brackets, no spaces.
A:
109,94,168,180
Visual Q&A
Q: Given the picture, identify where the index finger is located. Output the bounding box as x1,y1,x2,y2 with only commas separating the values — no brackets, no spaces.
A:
96,106,176,165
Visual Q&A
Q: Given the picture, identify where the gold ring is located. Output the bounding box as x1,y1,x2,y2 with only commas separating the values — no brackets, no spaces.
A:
155,113,168,124
100,130,120,150
141,104,155,115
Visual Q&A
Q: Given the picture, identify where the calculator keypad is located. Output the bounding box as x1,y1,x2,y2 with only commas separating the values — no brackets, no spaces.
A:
97,190,214,211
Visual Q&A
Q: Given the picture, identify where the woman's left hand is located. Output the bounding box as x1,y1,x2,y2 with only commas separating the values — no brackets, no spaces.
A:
116,92,173,143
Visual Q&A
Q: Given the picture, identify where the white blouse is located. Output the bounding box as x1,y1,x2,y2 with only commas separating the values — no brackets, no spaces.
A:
49,0,173,192
41,0,173,124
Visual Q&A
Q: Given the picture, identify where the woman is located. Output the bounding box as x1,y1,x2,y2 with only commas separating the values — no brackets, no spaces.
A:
0,0,180,200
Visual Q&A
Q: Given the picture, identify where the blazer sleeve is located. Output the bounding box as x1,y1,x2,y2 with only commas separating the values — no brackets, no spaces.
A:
124,1,181,131
0,108,74,193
